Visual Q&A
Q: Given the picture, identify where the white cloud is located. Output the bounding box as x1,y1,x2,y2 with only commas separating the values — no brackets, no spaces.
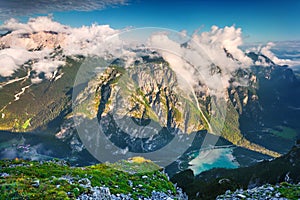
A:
0,18,253,92
1,16,293,92
0,47,41,77
30,77,43,84
260,42,300,67
64,24,121,57
245,41,300,67
0,0,128,20
0,16,123,80
32,59,65,79
0,54,18,76
148,25,253,97
193,25,252,67
148,33,198,88
0,17,68,33
271,40,300,52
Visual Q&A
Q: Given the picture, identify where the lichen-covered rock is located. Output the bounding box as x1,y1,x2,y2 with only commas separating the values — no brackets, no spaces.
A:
216,183,300,200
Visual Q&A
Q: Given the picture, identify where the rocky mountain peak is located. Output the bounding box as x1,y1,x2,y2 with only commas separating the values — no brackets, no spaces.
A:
0,30,66,50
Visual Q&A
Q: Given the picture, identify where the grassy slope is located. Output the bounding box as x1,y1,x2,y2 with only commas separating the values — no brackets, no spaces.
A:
0,158,176,199
0,57,82,132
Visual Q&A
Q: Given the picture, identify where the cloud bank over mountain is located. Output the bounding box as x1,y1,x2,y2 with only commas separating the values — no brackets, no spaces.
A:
0,0,128,20
0,16,297,87
246,41,300,67
0,16,121,80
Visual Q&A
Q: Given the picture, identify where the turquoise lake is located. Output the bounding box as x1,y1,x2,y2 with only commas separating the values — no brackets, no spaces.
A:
188,147,239,175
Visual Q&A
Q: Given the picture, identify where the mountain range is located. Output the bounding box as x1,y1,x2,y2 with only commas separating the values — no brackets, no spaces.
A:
0,24,300,199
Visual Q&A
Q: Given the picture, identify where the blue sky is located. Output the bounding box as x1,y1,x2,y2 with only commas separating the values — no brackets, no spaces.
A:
1,0,300,42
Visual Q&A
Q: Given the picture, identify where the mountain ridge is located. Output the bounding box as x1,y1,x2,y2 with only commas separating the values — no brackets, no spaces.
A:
1,29,300,173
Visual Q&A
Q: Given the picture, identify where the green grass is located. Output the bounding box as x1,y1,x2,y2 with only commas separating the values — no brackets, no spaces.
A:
21,118,31,130
270,126,297,139
107,157,161,174
0,158,176,199
278,182,300,200
0,56,84,132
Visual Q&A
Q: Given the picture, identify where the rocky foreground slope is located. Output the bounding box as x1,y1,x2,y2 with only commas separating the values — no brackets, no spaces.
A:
216,183,300,200
0,157,187,199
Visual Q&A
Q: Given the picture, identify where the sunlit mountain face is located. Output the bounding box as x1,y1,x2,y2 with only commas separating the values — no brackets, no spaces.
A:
0,0,299,199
